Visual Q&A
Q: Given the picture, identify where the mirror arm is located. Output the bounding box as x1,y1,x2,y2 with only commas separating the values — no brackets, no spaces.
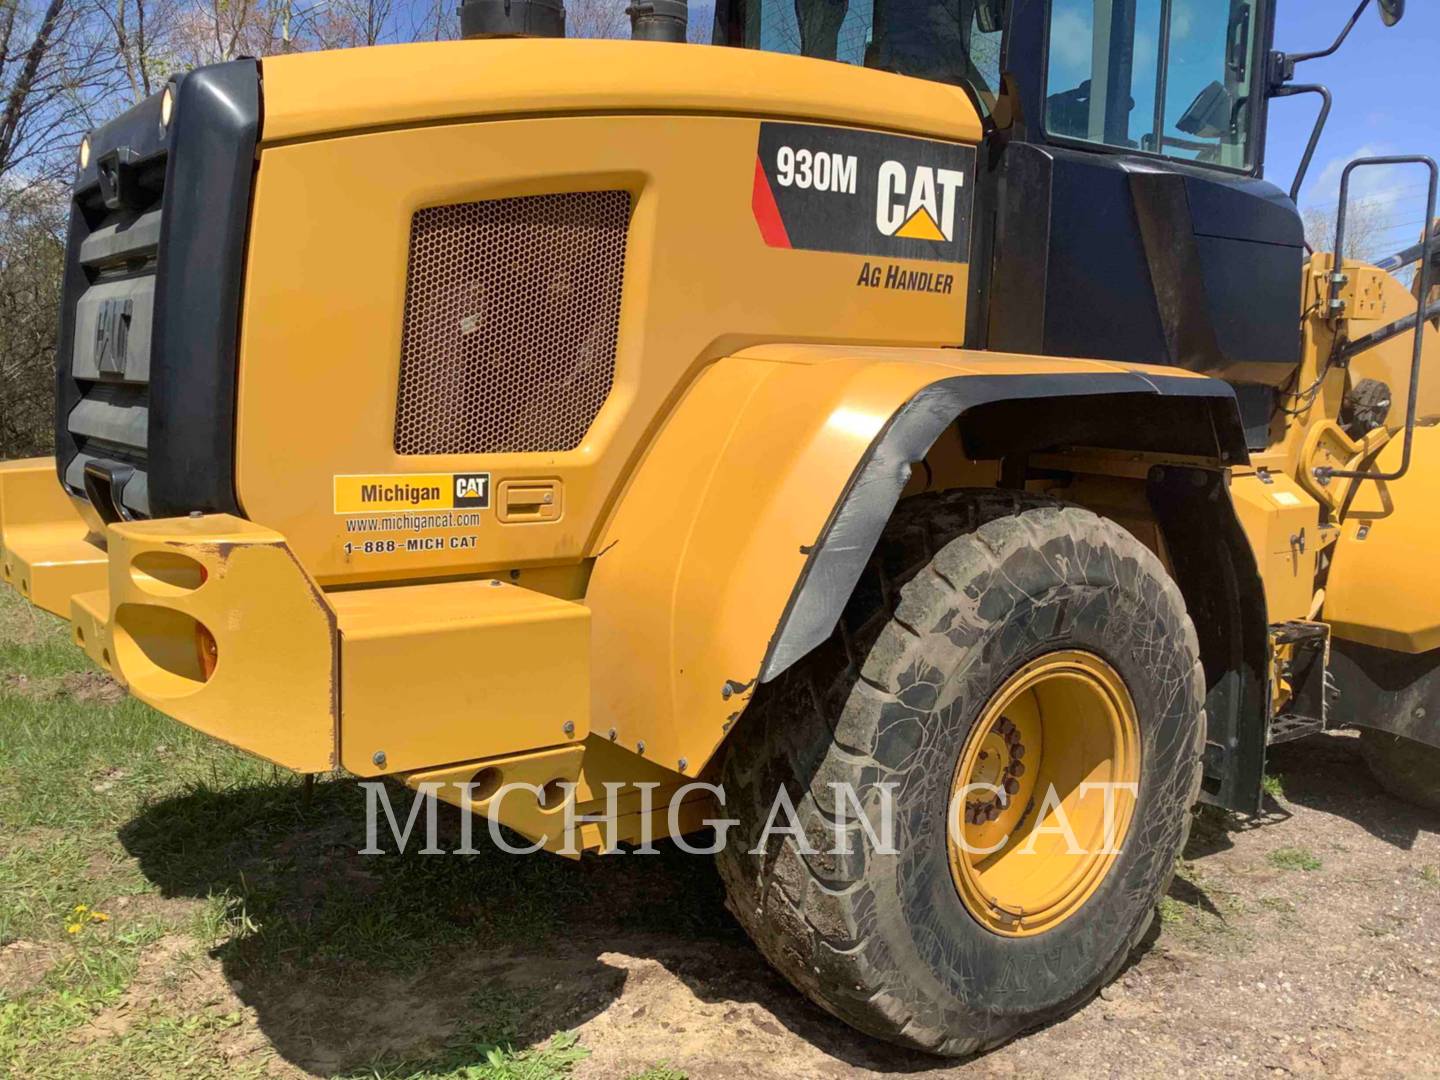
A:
1269,0,1370,91
1286,0,1370,67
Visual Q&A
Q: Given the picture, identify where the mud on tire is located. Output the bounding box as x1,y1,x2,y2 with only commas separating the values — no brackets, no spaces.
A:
716,489,1206,1056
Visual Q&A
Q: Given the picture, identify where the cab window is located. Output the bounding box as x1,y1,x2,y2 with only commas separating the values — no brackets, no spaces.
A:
1044,0,1262,170
712,0,1004,111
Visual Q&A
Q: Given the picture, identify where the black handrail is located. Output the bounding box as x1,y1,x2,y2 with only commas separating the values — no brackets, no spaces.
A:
1271,84,1332,206
1317,155,1440,485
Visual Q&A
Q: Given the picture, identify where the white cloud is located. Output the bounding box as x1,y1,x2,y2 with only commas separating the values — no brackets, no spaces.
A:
1301,143,1395,207
1135,28,1157,73
1301,143,1438,262
1171,0,1194,40
1049,5,1093,78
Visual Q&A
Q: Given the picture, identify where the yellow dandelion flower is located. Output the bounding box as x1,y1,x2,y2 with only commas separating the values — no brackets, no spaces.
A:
66,923,82,934
89,912,109,922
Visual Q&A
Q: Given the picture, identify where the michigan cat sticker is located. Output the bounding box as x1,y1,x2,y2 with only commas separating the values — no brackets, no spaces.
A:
334,473,490,514
752,123,976,263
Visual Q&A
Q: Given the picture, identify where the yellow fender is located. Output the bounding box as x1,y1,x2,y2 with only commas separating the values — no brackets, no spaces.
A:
587,344,1247,777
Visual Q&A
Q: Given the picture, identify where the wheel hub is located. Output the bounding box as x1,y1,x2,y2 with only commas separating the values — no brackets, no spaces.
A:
947,650,1141,937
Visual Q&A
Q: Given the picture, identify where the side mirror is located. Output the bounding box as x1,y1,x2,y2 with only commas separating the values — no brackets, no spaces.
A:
976,0,1004,33
1176,81,1232,140
1378,0,1404,26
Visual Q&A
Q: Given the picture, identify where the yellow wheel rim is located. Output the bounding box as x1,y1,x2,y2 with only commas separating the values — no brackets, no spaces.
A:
947,650,1141,937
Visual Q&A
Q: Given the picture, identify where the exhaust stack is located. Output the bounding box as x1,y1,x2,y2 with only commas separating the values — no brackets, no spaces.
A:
627,0,687,41
460,0,565,38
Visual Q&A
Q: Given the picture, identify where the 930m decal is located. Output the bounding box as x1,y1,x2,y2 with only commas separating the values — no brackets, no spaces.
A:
752,122,976,263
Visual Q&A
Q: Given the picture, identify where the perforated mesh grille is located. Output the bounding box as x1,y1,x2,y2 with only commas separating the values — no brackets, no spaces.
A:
393,190,630,455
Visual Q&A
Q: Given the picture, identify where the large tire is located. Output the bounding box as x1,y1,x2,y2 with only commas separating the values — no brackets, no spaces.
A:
1361,729,1440,812
716,489,1205,1056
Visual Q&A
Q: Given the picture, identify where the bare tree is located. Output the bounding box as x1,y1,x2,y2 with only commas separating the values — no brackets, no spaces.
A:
1302,199,1393,265
566,0,627,39
0,182,65,458
687,0,713,43
98,0,199,102
1,0,130,460
312,0,396,48
1,0,112,186
400,0,458,42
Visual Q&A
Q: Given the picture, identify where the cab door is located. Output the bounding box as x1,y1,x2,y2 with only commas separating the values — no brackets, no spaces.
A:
978,0,1304,389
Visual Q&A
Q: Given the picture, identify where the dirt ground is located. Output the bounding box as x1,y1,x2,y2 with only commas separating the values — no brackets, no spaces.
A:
563,732,1440,1079
1,583,1435,1079
7,724,1436,1078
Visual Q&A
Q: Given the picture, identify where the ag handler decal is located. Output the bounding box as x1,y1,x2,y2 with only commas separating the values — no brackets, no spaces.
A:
752,122,976,263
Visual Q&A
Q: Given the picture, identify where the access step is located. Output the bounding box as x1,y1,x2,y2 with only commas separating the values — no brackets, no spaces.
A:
1266,620,1331,746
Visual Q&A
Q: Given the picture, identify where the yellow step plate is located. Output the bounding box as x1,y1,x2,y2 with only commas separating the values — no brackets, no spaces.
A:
332,579,589,776
0,458,106,617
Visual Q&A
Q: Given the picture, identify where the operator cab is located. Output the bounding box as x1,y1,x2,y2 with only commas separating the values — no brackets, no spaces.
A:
714,0,1305,422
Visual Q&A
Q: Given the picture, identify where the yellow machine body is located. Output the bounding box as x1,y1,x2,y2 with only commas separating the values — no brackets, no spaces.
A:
6,38,1440,847
237,41,980,587
1324,427,1440,654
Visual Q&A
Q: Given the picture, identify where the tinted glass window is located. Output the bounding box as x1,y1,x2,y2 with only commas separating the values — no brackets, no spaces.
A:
713,0,1004,107
1045,0,1260,169
1161,1,1259,167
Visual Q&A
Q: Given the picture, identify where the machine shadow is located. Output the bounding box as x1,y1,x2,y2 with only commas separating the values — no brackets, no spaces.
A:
1264,730,1440,850
117,734,1429,1074
116,776,946,1075
114,731,1436,1075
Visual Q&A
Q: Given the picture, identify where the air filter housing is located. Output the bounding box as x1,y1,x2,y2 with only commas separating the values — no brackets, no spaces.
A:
459,0,564,38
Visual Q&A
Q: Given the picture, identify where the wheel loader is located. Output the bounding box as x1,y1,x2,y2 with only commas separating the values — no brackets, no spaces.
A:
2,0,1437,1057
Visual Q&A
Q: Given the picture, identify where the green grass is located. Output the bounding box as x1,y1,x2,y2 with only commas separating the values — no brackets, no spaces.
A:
0,584,691,1077
627,1066,688,1080
1267,847,1323,872
1421,865,1439,888
1261,773,1285,799
1160,859,1249,953
346,1027,588,1080
1157,896,1186,926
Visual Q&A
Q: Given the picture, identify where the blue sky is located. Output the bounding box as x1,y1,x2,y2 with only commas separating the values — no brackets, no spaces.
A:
1268,0,1439,249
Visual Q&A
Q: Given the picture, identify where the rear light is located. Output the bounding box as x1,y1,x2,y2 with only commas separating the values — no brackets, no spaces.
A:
196,623,218,681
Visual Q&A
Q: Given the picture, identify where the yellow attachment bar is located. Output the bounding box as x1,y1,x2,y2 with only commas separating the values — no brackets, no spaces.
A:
0,458,106,616
90,515,338,772
402,736,711,856
332,579,589,777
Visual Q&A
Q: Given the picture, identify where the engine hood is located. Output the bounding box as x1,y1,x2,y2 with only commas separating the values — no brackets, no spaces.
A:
257,38,984,146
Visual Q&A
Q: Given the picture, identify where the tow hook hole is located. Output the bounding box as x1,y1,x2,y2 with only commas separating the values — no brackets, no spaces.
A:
111,604,213,695
468,767,503,804
130,551,207,597
538,778,568,811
